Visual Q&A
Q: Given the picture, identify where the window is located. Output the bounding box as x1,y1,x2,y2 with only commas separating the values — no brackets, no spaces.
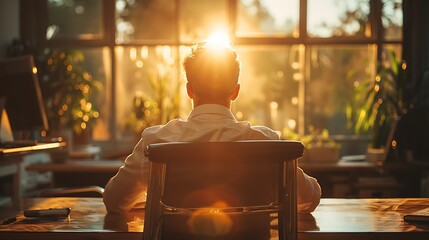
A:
306,45,376,134
36,0,403,150
382,0,403,41
115,0,176,43
237,0,300,37
115,45,184,138
235,45,301,132
47,0,104,40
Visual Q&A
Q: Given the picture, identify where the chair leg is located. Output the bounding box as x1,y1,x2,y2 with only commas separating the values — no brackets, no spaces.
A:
280,160,297,240
143,163,165,240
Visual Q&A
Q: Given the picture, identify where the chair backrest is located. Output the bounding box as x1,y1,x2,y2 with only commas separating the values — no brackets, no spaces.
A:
143,140,303,240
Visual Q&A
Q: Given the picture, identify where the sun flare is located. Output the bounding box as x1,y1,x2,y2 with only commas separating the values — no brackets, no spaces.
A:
206,30,231,48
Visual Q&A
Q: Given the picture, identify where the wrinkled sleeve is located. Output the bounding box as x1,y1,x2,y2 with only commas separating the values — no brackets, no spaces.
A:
250,126,321,212
103,135,150,213
296,167,321,213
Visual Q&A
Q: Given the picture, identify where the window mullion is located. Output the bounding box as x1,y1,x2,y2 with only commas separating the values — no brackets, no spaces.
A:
372,0,384,61
299,0,308,42
299,0,307,136
228,0,237,43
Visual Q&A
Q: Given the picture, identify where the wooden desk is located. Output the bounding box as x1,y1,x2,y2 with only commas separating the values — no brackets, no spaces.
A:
1,198,429,240
26,159,123,173
300,161,421,198
26,159,123,188
0,142,67,207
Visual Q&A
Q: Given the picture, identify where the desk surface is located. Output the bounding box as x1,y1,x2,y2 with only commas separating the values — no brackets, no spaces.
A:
26,159,124,173
0,142,68,208
1,198,429,240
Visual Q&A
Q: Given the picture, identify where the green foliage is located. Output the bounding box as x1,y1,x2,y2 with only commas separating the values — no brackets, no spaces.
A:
125,95,160,134
283,126,339,150
147,65,181,124
42,49,103,134
125,58,182,135
347,49,407,148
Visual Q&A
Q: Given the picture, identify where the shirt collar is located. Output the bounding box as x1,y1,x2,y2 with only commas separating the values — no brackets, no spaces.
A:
186,104,237,121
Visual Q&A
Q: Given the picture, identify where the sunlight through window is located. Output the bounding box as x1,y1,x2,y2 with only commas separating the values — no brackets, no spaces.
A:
206,30,231,48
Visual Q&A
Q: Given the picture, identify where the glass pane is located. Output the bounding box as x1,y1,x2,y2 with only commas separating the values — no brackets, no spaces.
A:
237,0,299,37
383,44,402,59
83,48,112,141
307,0,371,38
235,46,302,135
115,0,176,43
47,0,103,40
115,46,183,140
306,45,376,136
179,0,229,42
38,47,111,141
382,0,403,41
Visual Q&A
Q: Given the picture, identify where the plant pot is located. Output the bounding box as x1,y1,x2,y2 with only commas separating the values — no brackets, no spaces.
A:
72,128,92,147
366,148,385,163
302,146,340,163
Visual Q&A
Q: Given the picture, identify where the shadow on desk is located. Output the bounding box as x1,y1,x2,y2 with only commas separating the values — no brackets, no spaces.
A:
104,212,144,232
270,213,319,232
18,216,69,225
406,221,429,231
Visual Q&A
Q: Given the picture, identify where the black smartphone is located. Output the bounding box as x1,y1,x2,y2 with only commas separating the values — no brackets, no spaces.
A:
24,208,71,218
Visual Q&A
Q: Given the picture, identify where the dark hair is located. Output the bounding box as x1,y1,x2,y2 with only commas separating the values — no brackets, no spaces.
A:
183,42,240,99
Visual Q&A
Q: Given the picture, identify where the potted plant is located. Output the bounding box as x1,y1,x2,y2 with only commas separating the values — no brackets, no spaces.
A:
283,127,340,163
347,49,408,160
39,49,103,146
124,46,182,142
124,93,161,142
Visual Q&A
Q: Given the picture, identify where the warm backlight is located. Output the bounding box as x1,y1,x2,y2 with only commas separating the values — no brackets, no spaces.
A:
206,30,231,48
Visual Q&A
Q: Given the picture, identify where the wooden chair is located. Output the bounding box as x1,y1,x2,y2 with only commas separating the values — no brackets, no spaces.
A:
143,140,303,240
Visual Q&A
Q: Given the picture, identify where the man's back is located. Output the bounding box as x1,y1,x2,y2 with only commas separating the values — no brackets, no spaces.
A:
103,104,279,213
143,104,279,144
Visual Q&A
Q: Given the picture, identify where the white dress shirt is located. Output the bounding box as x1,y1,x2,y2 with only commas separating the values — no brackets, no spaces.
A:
103,104,321,213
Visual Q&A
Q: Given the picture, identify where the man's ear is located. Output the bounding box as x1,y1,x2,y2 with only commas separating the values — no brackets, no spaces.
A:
186,82,194,99
231,83,240,101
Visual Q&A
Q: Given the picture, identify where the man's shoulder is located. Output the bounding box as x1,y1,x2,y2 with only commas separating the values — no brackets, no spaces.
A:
248,125,280,140
250,125,275,131
140,118,186,141
141,125,163,136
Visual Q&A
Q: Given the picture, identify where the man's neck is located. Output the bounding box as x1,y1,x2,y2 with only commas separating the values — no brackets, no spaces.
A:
192,99,231,109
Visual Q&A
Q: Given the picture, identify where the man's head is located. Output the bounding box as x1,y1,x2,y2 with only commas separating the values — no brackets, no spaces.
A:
183,43,241,107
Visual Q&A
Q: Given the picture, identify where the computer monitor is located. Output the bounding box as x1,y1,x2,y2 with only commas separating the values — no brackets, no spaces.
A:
0,55,49,140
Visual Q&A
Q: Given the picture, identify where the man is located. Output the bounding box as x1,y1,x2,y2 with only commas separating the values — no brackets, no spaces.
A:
103,43,321,214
